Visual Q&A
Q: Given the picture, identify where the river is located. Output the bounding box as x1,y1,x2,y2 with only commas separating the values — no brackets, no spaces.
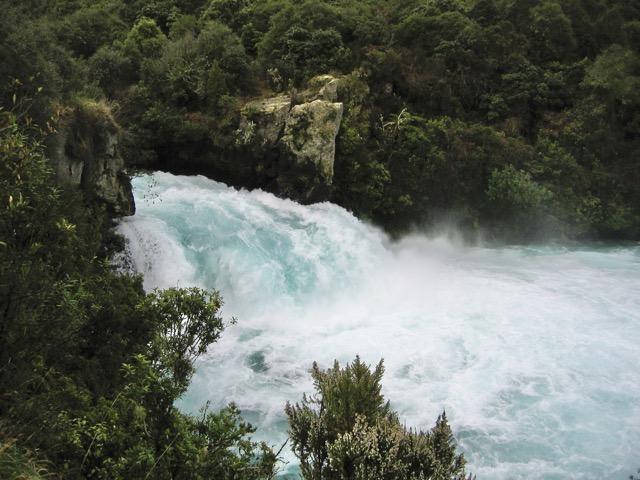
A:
117,172,640,479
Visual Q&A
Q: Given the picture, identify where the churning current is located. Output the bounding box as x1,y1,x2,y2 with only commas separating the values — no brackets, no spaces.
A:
118,172,640,480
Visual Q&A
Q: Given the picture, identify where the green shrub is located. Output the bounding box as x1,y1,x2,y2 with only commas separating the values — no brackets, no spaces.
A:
486,164,555,239
286,356,471,480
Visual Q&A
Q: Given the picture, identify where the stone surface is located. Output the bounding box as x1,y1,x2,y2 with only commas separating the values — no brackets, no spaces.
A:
306,75,341,102
277,99,343,203
241,95,291,150
152,75,345,204
47,101,135,216
233,75,344,203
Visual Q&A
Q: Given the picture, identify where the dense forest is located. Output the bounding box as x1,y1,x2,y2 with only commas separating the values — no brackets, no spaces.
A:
3,0,640,241
1,0,639,478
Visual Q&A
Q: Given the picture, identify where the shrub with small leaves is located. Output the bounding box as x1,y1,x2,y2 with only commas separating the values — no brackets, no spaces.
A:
286,356,472,480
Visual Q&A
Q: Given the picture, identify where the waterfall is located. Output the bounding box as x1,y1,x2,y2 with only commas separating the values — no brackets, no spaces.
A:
118,172,640,479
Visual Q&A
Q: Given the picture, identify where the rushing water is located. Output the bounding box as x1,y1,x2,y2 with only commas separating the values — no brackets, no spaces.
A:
118,172,640,480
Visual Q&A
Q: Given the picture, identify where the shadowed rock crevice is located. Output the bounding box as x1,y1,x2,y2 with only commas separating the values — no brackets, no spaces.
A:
47,100,135,216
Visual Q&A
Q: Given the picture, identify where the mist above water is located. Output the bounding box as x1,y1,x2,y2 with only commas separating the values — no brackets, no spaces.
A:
118,172,640,480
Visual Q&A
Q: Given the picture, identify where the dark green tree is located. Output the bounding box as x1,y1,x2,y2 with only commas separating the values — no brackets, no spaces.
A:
57,2,128,59
0,109,277,479
529,1,577,63
485,164,555,240
143,286,227,395
286,356,470,480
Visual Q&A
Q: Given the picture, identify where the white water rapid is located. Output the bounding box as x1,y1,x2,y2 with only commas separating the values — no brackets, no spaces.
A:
118,172,640,480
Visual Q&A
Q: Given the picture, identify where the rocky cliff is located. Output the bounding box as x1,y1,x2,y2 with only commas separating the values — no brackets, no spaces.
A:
237,75,344,203
47,101,135,216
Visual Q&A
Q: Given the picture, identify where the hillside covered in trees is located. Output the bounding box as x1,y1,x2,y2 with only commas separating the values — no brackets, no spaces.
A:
2,0,640,241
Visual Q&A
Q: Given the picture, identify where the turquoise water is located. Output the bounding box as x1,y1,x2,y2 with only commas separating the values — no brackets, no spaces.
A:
118,172,640,479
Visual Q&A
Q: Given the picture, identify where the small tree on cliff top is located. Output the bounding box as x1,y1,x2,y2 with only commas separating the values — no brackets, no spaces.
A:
286,356,472,480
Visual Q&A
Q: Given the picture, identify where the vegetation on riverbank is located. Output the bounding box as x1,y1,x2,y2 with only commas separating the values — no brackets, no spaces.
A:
0,110,276,478
1,0,640,241
1,104,470,477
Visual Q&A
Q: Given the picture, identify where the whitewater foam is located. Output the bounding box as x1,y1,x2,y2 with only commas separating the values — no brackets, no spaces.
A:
118,172,640,479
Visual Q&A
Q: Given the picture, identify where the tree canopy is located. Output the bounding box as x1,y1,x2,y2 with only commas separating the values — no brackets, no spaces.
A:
286,356,471,480
2,0,640,240
0,109,276,479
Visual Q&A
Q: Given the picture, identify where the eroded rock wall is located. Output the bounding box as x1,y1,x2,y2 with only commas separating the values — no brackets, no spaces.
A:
277,99,343,203
239,75,344,203
47,101,135,216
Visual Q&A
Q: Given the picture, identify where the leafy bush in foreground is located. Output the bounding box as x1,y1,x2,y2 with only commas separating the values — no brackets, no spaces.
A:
0,109,276,479
286,356,472,480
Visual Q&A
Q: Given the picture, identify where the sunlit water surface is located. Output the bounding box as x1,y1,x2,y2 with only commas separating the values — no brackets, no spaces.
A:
118,172,640,479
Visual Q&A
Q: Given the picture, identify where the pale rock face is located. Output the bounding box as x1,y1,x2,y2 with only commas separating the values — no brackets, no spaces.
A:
240,95,291,149
282,99,343,179
277,99,343,202
91,140,133,215
237,75,344,203
305,74,341,102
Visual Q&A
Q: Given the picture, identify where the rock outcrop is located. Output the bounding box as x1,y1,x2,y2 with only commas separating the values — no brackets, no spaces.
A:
47,101,135,216
238,75,344,203
277,99,343,203
134,75,344,205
